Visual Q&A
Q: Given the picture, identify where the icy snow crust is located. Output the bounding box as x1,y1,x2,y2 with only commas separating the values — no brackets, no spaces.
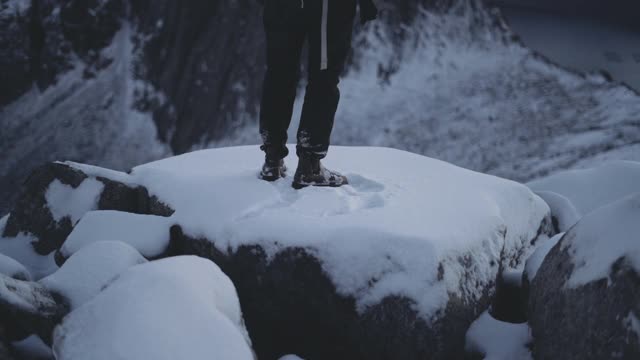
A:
561,193,640,288
128,145,549,319
53,256,253,360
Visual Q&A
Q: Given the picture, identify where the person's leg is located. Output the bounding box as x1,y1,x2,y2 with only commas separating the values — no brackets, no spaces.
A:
296,0,357,160
260,0,307,161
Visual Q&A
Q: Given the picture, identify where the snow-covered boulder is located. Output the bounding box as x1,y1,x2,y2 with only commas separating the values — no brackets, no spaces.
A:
57,211,172,264
41,241,147,309
52,256,253,360
2,162,173,255
528,194,640,360
0,273,68,344
135,145,551,359
528,161,640,230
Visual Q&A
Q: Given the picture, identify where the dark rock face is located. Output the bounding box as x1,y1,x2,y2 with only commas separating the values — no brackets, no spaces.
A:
528,232,640,360
3,162,173,256
130,0,266,153
0,0,124,107
0,273,69,345
169,225,493,360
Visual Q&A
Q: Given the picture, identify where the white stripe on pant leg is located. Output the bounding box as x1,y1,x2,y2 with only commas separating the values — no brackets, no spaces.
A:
320,0,328,70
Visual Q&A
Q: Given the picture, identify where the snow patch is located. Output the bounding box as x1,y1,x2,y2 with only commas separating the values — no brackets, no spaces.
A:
41,241,147,308
53,256,253,360
624,312,640,342
45,178,104,224
0,231,58,280
562,193,640,288
131,145,549,318
60,211,172,259
465,311,532,360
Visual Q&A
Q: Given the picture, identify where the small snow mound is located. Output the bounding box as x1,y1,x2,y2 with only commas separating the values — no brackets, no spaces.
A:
465,311,532,360
562,193,640,288
0,252,31,281
41,241,147,308
53,256,253,360
60,211,172,259
528,161,640,216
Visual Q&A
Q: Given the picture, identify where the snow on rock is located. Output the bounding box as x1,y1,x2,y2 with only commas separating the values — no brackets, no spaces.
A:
59,211,172,261
45,179,104,224
131,145,551,359
0,215,57,280
465,311,532,360
2,161,173,261
41,241,147,309
2,145,552,359
0,252,31,281
524,232,564,282
533,191,581,233
528,194,640,359
52,256,253,360
135,146,549,317
528,161,640,217
562,194,640,288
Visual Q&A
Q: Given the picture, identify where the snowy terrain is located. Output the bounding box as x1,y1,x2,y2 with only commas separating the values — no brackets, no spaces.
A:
1,147,639,358
0,22,171,214
128,145,549,318
2,0,639,215
215,2,640,183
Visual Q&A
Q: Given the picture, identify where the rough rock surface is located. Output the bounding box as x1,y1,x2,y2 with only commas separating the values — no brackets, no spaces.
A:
0,273,69,344
169,227,494,360
529,196,640,360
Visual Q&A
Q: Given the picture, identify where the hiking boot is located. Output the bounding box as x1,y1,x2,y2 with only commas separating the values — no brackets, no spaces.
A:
292,156,349,189
260,158,287,182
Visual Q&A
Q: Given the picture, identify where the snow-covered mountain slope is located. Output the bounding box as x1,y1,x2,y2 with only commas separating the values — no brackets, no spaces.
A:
2,0,639,215
218,1,640,183
0,1,171,214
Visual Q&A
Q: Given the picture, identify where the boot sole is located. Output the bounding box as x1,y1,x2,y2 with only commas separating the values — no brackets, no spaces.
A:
291,181,348,190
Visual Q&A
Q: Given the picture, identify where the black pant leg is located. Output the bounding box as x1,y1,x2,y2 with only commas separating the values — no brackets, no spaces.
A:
260,0,307,159
297,0,357,159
